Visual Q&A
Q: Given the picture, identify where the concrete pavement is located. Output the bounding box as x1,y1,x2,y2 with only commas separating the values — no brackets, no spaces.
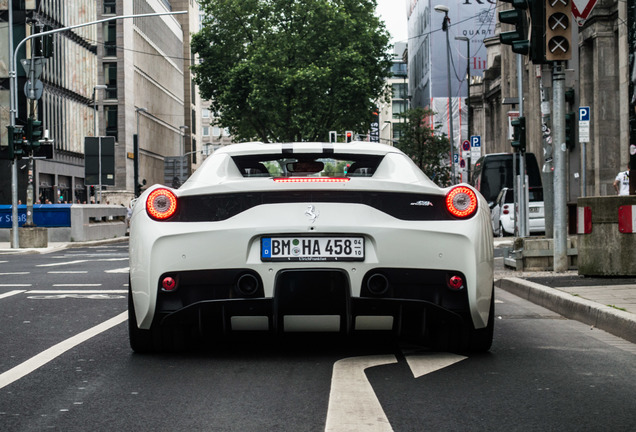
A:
495,238,636,345
0,237,634,345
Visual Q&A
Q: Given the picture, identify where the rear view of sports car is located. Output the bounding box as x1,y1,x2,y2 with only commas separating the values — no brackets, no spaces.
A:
128,142,494,353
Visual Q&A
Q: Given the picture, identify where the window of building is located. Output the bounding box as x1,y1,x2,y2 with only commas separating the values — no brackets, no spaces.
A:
202,108,210,118
103,22,117,57
103,62,117,99
104,105,118,142
192,139,197,164
202,126,210,136
392,83,407,99
104,0,116,14
392,101,407,119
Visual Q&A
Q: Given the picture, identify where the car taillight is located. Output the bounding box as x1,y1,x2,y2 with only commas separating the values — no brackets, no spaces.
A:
146,188,178,220
445,186,478,218
502,204,510,215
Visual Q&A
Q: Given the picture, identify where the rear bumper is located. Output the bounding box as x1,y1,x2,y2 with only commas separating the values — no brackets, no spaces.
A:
154,268,470,338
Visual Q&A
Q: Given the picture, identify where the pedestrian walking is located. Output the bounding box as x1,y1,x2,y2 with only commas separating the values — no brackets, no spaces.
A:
613,163,630,195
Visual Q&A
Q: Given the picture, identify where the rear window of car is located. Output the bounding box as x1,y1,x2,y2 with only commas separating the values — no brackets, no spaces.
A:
232,153,385,178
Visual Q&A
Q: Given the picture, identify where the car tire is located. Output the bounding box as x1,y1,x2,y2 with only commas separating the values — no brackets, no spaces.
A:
465,286,495,353
128,286,157,353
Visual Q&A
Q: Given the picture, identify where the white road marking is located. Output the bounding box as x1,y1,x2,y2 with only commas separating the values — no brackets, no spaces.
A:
325,352,468,431
105,267,129,274
325,355,397,432
0,312,127,390
47,271,88,274
0,284,32,287
37,258,128,267
404,352,467,378
26,290,127,294
52,284,102,287
0,272,30,275
0,290,26,300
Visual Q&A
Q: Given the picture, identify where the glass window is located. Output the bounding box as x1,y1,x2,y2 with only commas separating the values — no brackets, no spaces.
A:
392,101,407,119
202,126,210,136
103,62,117,99
392,83,407,99
103,22,117,57
202,108,210,118
104,0,116,14
104,105,118,142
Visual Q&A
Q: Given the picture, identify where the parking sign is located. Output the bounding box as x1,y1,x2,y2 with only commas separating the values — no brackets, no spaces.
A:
470,135,481,162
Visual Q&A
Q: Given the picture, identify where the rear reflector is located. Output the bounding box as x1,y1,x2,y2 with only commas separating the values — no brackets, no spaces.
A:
448,275,464,291
273,177,350,183
161,276,177,291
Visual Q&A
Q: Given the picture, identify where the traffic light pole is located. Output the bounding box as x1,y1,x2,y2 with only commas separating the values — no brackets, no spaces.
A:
516,53,528,238
552,62,567,272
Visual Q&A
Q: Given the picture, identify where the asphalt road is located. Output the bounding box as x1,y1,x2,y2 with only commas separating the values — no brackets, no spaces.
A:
0,243,635,431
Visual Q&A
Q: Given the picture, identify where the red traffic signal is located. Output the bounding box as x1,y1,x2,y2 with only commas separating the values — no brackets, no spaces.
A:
345,131,353,143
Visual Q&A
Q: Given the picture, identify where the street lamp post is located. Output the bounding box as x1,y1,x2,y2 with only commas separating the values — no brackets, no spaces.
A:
93,84,107,204
179,125,188,184
435,5,455,185
135,107,147,198
455,36,471,180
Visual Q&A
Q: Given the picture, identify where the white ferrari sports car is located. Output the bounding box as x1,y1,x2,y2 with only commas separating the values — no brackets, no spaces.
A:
128,142,494,353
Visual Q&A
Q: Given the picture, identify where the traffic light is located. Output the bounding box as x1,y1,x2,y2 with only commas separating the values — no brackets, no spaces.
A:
25,117,43,148
329,131,337,143
510,116,526,152
2,126,25,160
529,0,546,64
565,112,575,150
499,0,530,55
345,131,353,143
545,0,572,61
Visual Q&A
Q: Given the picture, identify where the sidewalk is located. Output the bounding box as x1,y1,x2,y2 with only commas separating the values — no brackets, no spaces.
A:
494,239,636,345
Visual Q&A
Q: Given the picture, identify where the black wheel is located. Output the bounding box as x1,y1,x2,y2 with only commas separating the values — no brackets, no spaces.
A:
465,287,495,353
128,286,157,353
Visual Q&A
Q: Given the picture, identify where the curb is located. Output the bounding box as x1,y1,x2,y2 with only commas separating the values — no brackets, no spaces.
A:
496,277,636,345
0,237,128,255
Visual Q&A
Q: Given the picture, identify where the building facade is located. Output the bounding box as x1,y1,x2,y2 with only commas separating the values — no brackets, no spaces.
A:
0,0,200,206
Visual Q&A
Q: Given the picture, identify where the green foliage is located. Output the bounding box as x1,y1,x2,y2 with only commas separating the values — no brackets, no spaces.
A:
394,107,452,186
192,0,392,143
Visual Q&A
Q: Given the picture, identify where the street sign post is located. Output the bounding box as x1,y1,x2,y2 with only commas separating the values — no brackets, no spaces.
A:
470,135,481,162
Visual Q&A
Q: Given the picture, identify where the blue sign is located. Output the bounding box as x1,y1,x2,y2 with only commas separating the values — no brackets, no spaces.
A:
453,153,459,163
579,106,590,122
462,140,470,151
470,135,481,148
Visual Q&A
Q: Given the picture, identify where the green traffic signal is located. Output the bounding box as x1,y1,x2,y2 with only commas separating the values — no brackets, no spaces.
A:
510,116,526,152
499,0,529,55
2,126,25,160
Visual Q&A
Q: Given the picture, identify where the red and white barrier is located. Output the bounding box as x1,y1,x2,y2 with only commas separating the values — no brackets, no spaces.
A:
577,206,592,234
618,205,636,233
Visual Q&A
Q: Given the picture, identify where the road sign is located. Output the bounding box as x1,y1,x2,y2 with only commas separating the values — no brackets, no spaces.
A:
470,135,481,162
579,106,590,143
462,140,470,152
572,0,598,26
453,153,459,164
579,106,590,122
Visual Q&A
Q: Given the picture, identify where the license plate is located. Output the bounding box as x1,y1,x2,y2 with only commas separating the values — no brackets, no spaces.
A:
261,236,364,262
530,207,540,213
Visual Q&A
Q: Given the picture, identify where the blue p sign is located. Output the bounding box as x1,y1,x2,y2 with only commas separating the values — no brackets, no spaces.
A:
579,106,590,122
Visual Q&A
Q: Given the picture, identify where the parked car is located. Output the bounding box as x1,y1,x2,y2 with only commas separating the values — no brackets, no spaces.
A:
491,187,545,236
129,142,495,353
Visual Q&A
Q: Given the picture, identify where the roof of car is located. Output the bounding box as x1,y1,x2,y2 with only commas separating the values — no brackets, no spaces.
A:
214,141,404,157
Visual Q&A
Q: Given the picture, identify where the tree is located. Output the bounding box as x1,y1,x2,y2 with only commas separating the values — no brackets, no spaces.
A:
394,107,452,186
191,0,392,143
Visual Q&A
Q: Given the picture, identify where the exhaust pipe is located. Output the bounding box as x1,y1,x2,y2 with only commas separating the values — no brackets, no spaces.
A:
236,273,260,297
367,273,389,296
